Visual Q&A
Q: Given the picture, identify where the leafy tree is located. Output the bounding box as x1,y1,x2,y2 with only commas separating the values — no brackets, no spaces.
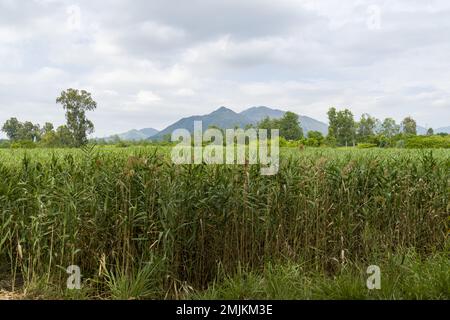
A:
56,125,75,146
426,128,434,136
336,109,355,146
307,130,324,141
278,112,303,140
257,112,303,140
379,118,400,138
56,89,97,147
327,108,355,146
257,117,277,130
2,118,41,142
327,107,338,138
1,117,22,140
401,117,417,135
306,130,324,147
20,121,41,142
42,122,55,135
356,113,378,142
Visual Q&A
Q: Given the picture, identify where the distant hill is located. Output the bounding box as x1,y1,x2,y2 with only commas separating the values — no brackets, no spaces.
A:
416,125,428,135
151,106,329,140
151,107,251,140
239,106,285,123
239,106,328,135
435,126,450,134
98,108,449,141
103,128,159,141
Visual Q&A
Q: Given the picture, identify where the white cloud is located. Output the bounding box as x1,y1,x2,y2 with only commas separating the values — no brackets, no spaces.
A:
135,90,162,104
0,0,450,138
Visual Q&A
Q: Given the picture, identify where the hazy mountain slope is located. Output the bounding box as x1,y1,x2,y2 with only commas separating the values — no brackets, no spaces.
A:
138,128,159,137
239,106,328,135
300,116,329,135
104,128,159,141
435,126,450,134
151,107,251,140
151,106,329,140
239,106,285,123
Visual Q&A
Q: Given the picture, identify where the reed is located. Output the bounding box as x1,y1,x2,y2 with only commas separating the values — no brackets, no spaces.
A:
0,146,448,298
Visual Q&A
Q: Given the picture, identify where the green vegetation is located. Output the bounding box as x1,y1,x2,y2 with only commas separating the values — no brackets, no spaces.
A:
0,147,448,299
1,88,97,148
194,251,449,300
405,135,450,149
257,111,303,140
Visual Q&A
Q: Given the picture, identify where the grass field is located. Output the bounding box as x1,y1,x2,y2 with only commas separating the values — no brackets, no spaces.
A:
0,146,448,299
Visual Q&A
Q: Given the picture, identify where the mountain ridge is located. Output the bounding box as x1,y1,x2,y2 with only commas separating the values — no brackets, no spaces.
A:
102,127,159,141
150,106,329,140
100,106,448,141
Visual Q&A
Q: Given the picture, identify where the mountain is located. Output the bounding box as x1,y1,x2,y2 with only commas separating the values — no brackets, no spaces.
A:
239,106,328,135
152,107,251,140
104,128,159,141
151,106,329,140
416,125,428,135
139,128,160,137
239,106,285,123
299,116,329,135
435,126,450,134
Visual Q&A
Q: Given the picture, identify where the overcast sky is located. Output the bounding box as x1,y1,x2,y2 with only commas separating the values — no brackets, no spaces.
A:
1,0,450,137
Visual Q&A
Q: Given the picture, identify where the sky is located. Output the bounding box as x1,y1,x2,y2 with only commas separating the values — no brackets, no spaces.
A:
1,0,450,138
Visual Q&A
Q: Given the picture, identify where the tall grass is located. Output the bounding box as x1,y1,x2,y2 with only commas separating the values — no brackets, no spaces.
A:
0,146,448,298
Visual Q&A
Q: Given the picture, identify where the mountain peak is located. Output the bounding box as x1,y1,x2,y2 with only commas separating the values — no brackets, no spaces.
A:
212,106,235,114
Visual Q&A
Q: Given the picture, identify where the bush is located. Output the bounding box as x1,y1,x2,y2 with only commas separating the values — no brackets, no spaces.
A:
0,140,11,148
405,136,450,149
357,143,377,149
10,140,37,149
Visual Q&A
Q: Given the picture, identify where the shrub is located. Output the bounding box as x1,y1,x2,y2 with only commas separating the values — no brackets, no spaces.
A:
405,136,450,149
357,143,377,149
10,140,37,149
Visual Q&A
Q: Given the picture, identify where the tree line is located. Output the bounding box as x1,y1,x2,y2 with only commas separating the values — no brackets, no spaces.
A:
1,89,96,148
1,89,447,148
255,108,447,148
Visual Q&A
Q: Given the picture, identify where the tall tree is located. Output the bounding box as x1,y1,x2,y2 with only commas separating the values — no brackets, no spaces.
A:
401,116,417,135
56,89,97,147
336,109,355,146
1,117,22,141
20,121,41,142
257,117,276,130
426,128,434,136
257,112,303,140
327,108,355,146
42,122,55,135
379,118,400,138
278,112,303,140
56,125,75,146
327,107,338,138
357,113,378,142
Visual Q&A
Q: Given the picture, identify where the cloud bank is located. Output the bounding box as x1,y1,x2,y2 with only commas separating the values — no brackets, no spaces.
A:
1,0,449,137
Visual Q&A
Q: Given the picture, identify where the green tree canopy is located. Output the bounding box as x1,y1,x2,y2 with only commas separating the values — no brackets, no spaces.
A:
401,116,417,135
278,112,303,140
327,108,355,146
1,118,41,142
357,113,378,142
379,118,400,138
257,112,303,140
1,117,22,140
56,88,97,147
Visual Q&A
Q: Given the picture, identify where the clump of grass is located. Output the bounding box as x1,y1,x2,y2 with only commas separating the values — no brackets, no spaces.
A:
191,251,450,300
102,259,165,300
